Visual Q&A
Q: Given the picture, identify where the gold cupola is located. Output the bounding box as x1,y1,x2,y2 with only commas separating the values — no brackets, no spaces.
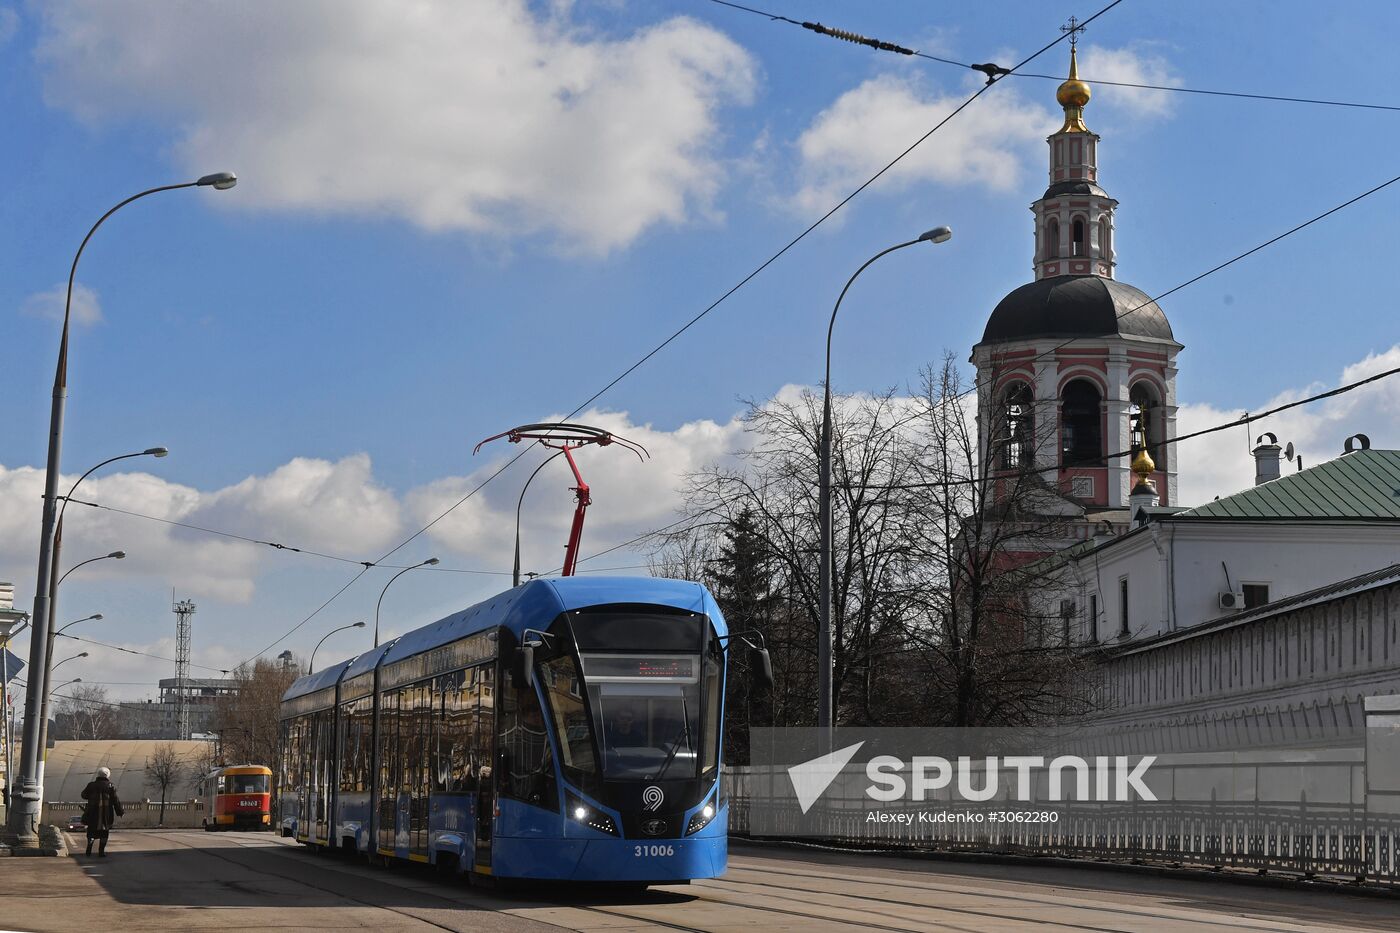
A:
1056,46,1091,133
1130,445,1158,500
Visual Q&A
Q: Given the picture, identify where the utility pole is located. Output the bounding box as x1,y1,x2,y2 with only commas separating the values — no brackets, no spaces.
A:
173,598,196,741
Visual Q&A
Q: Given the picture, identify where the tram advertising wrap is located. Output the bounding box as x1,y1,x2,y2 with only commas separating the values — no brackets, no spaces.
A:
279,577,766,886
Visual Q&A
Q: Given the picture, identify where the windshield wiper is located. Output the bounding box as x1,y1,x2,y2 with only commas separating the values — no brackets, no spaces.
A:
651,694,695,782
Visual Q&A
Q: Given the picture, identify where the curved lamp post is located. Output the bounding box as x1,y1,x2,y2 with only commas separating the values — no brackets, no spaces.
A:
515,450,565,587
56,613,103,637
373,558,439,648
818,227,952,745
51,652,87,674
38,545,127,801
309,621,366,674
13,172,234,843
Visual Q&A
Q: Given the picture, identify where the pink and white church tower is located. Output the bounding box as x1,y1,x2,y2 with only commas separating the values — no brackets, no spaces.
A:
971,46,1182,518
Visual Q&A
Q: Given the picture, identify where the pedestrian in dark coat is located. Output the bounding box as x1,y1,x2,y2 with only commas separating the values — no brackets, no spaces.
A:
80,766,123,856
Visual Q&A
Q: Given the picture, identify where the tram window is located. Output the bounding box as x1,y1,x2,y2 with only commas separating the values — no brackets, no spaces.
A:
452,669,476,794
498,666,558,810
434,672,463,794
539,654,597,778
378,690,397,798
583,653,703,782
229,773,269,794
700,644,723,776
476,666,494,787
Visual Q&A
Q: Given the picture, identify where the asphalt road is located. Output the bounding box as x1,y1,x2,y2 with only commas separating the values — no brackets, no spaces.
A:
0,829,1395,932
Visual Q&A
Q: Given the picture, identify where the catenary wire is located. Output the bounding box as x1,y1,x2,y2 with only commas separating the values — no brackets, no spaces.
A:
703,0,1400,112
58,495,511,576
242,4,1124,662
56,631,231,675
559,0,1122,425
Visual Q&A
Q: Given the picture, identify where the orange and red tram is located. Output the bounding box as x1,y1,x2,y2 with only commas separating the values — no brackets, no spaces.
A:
202,764,273,831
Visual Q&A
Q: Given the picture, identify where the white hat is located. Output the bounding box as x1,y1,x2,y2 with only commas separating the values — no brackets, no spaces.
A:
97,767,111,779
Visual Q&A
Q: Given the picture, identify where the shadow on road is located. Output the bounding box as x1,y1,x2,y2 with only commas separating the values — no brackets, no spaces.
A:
70,830,697,915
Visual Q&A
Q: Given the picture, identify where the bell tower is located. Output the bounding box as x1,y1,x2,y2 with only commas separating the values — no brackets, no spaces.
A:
971,34,1183,525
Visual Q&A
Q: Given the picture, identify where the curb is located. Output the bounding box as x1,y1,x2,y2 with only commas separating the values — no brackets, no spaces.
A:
730,836,1400,901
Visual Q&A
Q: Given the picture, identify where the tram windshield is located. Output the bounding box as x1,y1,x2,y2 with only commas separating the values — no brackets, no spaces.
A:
582,654,702,781
226,773,269,794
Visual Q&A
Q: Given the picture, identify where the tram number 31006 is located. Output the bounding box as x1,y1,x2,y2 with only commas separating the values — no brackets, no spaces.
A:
633,844,675,857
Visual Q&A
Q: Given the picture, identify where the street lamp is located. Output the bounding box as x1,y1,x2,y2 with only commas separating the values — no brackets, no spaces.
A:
309,621,366,675
374,558,439,648
51,677,82,695
38,544,128,804
514,450,565,587
51,652,87,674
13,171,234,844
818,227,952,744
56,613,103,636
57,553,125,590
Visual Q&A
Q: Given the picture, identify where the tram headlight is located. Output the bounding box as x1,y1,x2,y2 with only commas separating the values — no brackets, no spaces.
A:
686,797,718,835
566,792,617,836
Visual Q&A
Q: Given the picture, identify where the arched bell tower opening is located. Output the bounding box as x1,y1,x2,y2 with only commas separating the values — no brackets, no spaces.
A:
972,43,1183,532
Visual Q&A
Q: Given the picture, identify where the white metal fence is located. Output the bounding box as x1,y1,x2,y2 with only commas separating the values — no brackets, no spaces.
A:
725,746,1400,885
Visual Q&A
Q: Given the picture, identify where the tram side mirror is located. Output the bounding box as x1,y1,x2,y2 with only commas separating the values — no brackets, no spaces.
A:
519,643,535,689
750,645,773,693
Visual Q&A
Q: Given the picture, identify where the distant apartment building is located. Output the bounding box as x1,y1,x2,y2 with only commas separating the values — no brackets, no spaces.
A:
119,677,238,740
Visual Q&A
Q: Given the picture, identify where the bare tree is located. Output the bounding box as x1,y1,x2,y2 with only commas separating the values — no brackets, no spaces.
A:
210,658,298,768
146,742,184,826
56,684,119,740
661,386,924,728
658,356,1100,735
901,356,1093,726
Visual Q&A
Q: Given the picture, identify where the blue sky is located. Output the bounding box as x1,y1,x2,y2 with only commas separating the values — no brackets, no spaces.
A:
3,0,1399,700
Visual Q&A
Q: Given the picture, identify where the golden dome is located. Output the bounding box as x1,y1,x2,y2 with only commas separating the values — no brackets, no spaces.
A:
1131,446,1156,479
1056,47,1091,132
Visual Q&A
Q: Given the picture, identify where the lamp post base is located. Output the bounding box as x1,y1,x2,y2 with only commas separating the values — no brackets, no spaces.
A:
6,779,41,846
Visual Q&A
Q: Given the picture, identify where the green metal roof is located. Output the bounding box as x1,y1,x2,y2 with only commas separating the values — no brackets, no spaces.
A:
1176,449,1400,521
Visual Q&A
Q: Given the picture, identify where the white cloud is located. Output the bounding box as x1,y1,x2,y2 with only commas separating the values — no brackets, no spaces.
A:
1176,345,1400,506
789,73,1057,214
787,42,1180,213
0,454,402,604
193,454,401,557
1076,43,1181,119
20,282,102,326
34,1,757,254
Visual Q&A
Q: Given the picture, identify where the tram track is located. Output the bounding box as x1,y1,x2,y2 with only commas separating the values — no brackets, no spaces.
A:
142,830,489,933
714,860,1319,932
136,830,1390,933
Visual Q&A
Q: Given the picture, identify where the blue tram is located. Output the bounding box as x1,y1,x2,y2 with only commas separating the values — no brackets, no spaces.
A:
279,576,761,884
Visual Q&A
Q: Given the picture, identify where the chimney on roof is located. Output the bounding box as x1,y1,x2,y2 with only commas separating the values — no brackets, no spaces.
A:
1253,433,1282,486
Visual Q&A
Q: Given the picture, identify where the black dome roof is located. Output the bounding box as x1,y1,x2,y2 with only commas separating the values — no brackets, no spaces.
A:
1042,179,1109,199
980,275,1174,345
